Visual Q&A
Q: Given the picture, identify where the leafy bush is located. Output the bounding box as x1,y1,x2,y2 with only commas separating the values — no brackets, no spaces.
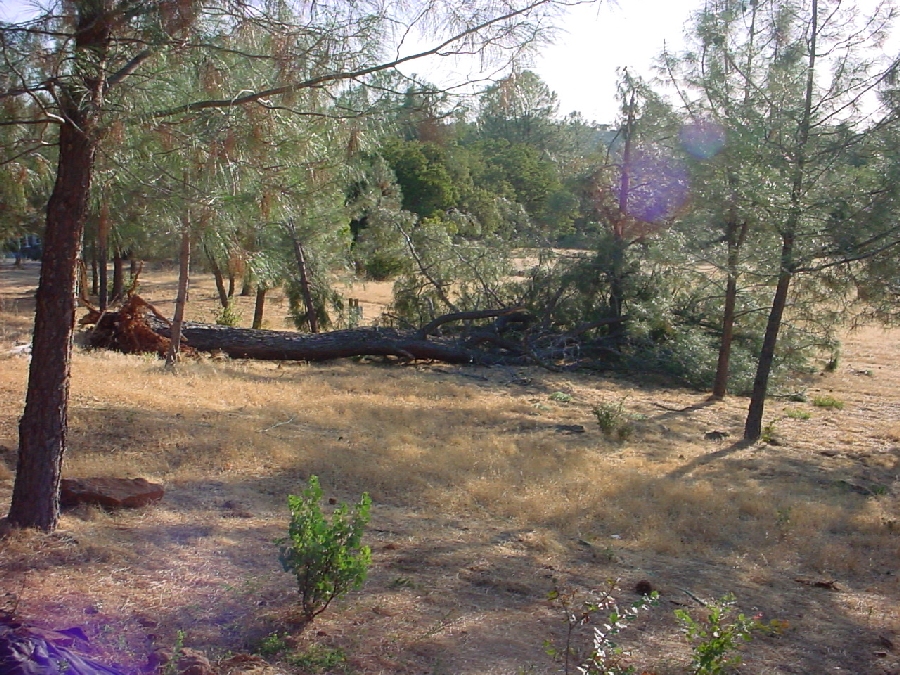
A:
546,586,782,675
213,300,242,326
287,645,347,672
277,475,372,621
813,395,844,409
593,399,633,441
674,594,765,675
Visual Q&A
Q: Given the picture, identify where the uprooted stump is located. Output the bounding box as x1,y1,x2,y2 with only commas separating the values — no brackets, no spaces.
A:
85,296,196,358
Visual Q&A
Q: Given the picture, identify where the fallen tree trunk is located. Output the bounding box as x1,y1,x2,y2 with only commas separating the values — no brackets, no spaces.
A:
87,296,622,367
149,318,484,363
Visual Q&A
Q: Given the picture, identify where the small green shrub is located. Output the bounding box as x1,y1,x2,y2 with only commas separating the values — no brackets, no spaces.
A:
213,301,242,327
593,400,633,441
287,645,346,672
277,475,372,622
549,391,573,403
813,395,844,410
674,594,760,675
784,408,811,420
255,631,290,657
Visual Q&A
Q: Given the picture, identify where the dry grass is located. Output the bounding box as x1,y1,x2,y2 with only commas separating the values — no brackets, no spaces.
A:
0,261,899,674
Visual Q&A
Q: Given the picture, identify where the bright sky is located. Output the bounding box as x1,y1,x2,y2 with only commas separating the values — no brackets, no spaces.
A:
1,0,895,125
533,0,698,123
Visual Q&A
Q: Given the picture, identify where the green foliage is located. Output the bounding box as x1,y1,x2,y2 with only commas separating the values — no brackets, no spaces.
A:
784,408,811,420
812,395,844,410
674,594,762,675
255,631,290,657
381,139,460,218
593,400,633,441
277,476,372,622
254,633,347,673
549,391,573,403
213,301,242,327
286,645,347,672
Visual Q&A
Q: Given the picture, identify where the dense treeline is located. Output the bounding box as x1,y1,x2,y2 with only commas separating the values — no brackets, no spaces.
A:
3,0,900,530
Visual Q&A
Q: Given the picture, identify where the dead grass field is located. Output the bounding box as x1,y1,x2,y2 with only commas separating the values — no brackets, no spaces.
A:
0,260,898,675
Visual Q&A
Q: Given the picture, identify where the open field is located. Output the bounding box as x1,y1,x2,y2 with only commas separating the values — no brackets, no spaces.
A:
1,260,899,674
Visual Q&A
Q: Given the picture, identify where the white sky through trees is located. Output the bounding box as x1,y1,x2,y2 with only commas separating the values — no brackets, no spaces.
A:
1,0,896,123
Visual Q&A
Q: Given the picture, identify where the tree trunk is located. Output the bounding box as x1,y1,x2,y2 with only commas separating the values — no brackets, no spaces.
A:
252,285,268,330
712,217,749,399
151,320,481,363
712,273,739,399
7,115,97,531
241,271,253,297
205,243,229,308
744,255,792,440
111,249,124,302
744,0,818,441
97,202,109,312
166,220,192,368
286,219,319,333
227,272,236,300
90,248,99,295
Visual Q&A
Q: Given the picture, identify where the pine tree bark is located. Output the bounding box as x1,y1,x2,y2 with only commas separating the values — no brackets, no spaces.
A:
112,249,124,302
166,219,192,367
712,216,749,399
8,113,97,531
286,219,319,333
97,202,109,312
204,243,229,308
252,285,268,329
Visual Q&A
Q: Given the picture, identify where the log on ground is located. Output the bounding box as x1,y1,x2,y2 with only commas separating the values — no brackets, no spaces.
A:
145,315,486,363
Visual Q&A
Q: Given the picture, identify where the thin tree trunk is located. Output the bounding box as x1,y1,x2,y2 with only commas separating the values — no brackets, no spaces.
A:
241,271,253,296
744,0,818,441
712,217,749,399
744,250,793,439
286,219,319,333
98,201,109,312
204,243,229,308
111,248,124,302
227,272,236,300
252,285,268,329
607,84,636,339
90,247,99,295
78,256,89,302
166,219,192,368
8,113,97,531
712,274,739,399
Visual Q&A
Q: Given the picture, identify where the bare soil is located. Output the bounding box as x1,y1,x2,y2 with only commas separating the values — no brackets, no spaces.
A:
0,260,898,675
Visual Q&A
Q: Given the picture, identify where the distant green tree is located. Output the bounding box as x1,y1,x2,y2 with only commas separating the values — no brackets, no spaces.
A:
381,139,461,219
